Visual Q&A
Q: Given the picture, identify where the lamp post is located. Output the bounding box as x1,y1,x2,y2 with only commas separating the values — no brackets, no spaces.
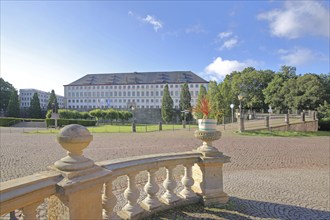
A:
130,105,136,132
230,104,234,124
238,94,244,132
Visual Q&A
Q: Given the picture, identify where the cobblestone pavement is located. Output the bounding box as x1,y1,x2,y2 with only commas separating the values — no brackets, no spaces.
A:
0,127,329,219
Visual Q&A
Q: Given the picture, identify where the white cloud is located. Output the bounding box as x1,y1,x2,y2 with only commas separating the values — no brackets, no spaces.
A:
204,57,249,79
218,31,232,39
258,1,330,38
216,31,239,50
185,23,206,34
128,11,163,32
220,37,238,50
278,47,315,66
143,15,163,32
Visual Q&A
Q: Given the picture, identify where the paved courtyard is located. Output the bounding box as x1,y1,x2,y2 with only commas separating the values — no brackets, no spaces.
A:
0,127,329,219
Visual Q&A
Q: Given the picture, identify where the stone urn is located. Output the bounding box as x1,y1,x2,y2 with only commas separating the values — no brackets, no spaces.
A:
195,119,222,157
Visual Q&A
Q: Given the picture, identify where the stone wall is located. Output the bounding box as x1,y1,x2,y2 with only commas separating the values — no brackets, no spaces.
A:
270,120,318,132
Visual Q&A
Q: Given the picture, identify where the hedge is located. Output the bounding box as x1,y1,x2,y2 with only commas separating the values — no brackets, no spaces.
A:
319,118,330,131
46,119,97,127
0,117,21,127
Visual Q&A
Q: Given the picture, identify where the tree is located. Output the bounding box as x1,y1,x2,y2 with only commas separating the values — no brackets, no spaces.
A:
206,81,222,119
194,85,207,119
47,90,59,113
282,74,325,111
6,90,20,117
218,75,235,116
263,66,297,112
29,92,42,118
161,84,174,123
0,78,16,112
179,83,192,121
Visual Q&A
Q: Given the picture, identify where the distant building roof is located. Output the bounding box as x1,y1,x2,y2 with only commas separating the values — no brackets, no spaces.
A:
65,71,208,86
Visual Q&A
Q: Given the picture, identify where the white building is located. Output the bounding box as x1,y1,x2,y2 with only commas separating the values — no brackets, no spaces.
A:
19,89,65,110
64,71,208,110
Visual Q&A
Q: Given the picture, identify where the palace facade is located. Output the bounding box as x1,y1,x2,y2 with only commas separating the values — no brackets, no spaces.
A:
64,71,208,110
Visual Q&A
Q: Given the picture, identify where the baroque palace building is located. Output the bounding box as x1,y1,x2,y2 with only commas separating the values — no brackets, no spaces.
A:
64,71,209,110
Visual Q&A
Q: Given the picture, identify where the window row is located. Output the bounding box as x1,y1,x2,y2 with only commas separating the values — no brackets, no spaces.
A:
67,105,182,109
66,83,206,91
67,90,199,98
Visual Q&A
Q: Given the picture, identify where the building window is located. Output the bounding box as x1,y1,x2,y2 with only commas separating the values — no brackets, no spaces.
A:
160,85,163,88
175,85,178,88
170,85,173,88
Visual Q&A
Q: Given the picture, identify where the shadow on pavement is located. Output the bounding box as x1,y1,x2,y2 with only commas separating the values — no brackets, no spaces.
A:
146,197,330,219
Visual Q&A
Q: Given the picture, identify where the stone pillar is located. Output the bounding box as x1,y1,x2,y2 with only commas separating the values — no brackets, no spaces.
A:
285,113,290,125
239,115,245,132
159,121,162,131
265,116,270,130
312,111,316,121
193,129,230,206
49,124,111,220
301,112,305,122
132,121,136,132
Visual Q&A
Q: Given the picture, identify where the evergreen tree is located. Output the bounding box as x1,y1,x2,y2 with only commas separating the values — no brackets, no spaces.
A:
161,84,174,123
0,78,16,112
47,90,59,113
29,92,42,118
179,83,192,121
194,85,207,119
6,90,20,117
206,81,221,119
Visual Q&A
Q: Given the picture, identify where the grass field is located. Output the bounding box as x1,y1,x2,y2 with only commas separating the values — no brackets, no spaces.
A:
239,130,330,137
27,123,198,134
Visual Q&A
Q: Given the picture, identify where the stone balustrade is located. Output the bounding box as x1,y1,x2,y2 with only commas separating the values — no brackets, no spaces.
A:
0,124,230,219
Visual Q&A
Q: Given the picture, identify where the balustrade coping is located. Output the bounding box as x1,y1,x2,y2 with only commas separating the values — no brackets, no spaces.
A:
0,171,62,215
97,151,203,172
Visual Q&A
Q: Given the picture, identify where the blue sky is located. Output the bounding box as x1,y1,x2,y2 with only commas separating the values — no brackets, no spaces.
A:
1,1,329,96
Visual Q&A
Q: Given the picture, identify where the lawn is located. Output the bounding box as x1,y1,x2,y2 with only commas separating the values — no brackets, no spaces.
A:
239,130,330,137
27,123,198,134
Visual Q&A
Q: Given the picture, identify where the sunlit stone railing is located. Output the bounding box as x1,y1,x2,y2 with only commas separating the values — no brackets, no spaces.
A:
0,124,230,219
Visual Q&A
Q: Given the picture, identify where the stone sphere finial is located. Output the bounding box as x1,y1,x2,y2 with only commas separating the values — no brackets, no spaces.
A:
57,124,93,156
55,124,94,172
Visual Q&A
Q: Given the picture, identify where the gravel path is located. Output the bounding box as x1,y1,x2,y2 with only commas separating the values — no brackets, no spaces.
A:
0,127,329,219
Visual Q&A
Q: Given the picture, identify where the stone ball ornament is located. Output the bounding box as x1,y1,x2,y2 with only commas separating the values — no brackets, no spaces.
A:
54,124,94,171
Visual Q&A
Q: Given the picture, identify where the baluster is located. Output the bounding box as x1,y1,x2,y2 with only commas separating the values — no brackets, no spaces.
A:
102,181,119,219
180,163,196,199
22,201,40,220
160,165,180,204
141,168,161,210
119,172,143,219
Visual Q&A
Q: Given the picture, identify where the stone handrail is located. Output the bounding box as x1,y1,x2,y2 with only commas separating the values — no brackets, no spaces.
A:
0,124,230,219
0,171,62,217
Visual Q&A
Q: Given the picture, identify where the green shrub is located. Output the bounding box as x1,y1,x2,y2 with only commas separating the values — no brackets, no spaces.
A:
319,118,330,131
46,119,96,127
0,117,21,126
